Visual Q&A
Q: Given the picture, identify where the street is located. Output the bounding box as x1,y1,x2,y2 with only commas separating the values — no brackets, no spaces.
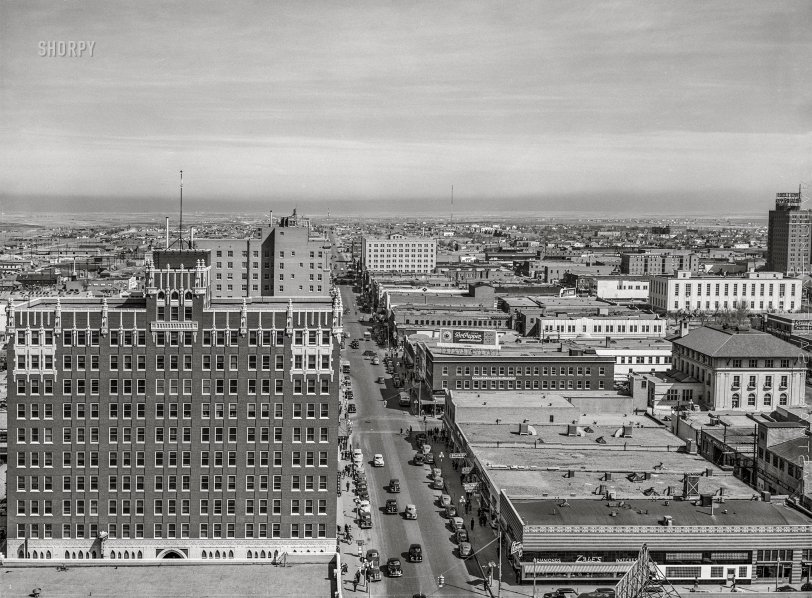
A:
338,284,488,597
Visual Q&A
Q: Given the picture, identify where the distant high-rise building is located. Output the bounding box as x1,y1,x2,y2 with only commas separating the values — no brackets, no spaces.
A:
767,190,810,276
620,250,699,276
361,234,436,273
195,210,331,298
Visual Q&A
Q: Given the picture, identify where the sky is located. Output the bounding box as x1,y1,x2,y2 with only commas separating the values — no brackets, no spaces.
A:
1,0,811,215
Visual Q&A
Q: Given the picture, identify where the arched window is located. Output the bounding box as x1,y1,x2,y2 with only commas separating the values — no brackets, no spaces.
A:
247,551,252,559
215,550,220,559
46,551,51,559
137,551,143,559
185,290,193,300
260,550,266,559
228,550,234,559
124,551,129,559
780,393,788,406
110,552,116,560
201,552,207,560
65,551,71,559
32,551,38,559
763,393,772,407
91,550,97,559
78,552,84,560
731,393,740,408
747,393,756,406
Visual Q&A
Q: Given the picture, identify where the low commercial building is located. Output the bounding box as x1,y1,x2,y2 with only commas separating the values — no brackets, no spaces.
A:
534,311,666,341
501,494,812,585
630,370,705,414
568,338,673,381
650,271,802,314
390,305,511,340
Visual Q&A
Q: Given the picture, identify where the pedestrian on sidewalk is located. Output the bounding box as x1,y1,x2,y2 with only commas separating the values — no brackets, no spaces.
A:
400,428,403,435
471,518,475,530
346,481,350,492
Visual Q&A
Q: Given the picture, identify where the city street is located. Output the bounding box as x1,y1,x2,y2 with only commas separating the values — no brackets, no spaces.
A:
338,284,488,598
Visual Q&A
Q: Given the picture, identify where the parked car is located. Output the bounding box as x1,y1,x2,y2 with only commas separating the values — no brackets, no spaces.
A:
371,356,380,365
357,489,370,502
432,476,444,490
368,564,382,582
555,589,578,598
444,504,457,518
377,376,386,384
366,549,380,564
356,480,368,493
450,516,464,531
359,511,372,528
389,478,401,493
352,449,363,464
350,340,359,349
458,542,472,558
421,444,432,455
431,467,442,480
404,504,417,520
387,557,402,577
594,589,616,598
347,403,357,413
363,350,376,357
424,453,435,464
357,499,371,513
408,544,423,563
413,453,425,465
455,529,469,543
414,432,427,445
439,494,452,508
373,454,385,467
385,498,398,514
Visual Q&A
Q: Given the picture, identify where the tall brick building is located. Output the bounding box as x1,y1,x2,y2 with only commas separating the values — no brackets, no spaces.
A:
6,248,342,561
195,210,331,299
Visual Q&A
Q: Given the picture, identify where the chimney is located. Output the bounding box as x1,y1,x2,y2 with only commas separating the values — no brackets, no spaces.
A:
269,210,274,225
165,217,170,249
679,319,690,338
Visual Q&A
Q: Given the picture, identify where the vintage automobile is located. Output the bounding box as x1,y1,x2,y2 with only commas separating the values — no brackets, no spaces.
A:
359,511,372,529
439,494,452,508
458,542,472,558
373,454,385,467
387,558,402,577
455,528,469,543
413,453,425,466
432,476,444,490
389,478,401,493
347,403,357,413
444,504,457,518
404,504,417,520
408,544,423,563
385,498,399,514
424,453,435,464
450,516,464,531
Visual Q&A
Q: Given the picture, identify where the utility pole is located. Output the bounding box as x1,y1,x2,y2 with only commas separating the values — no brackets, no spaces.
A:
533,557,538,598
497,524,503,598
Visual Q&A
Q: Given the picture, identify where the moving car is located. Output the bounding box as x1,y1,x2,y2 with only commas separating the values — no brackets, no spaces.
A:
363,349,376,357
373,454,385,467
398,392,411,406
387,558,402,577
458,542,472,559
439,494,452,508
347,403,357,413
385,498,398,514
350,340,359,349
404,504,417,520
377,376,386,384
389,478,401,493
408,544,423,563
371,356,380,365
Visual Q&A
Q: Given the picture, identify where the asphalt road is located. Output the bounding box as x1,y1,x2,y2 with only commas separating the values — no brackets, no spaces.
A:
339,284,487,598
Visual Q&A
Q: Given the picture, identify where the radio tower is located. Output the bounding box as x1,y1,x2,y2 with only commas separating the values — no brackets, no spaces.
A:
179,170,184,247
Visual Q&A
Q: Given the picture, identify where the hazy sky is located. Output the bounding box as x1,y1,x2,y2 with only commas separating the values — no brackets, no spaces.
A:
1,1,811,213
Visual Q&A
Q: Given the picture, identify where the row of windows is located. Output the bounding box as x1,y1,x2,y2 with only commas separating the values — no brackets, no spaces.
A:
447,379,605,391
19,496,329,517
53,328,332,348
17,449,331,469
18,376,333,396
540,323,663,334
20,425,331,445
441,365,607,376
17,522,328,541
17,473,330,493
672,282,796,297
730,393,788,408
17,401,331,421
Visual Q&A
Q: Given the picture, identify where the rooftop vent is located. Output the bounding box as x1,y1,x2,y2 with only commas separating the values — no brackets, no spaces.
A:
567,424,578,437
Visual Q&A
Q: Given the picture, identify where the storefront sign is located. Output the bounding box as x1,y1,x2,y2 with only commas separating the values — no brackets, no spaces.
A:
461,466,472,475
472,376,516,382
463,482,479,492
450,453,467,459
576,555,602,562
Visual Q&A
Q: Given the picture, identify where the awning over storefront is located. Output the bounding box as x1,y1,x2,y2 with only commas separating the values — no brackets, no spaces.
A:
522,562,633,575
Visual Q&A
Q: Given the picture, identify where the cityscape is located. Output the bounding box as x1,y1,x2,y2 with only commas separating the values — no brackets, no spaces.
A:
1,2,812,598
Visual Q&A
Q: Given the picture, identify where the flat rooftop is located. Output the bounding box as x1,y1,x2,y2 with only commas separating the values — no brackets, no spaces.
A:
510,497,812,528
423,339,616,360
1,558,334,598
569,338,671,351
